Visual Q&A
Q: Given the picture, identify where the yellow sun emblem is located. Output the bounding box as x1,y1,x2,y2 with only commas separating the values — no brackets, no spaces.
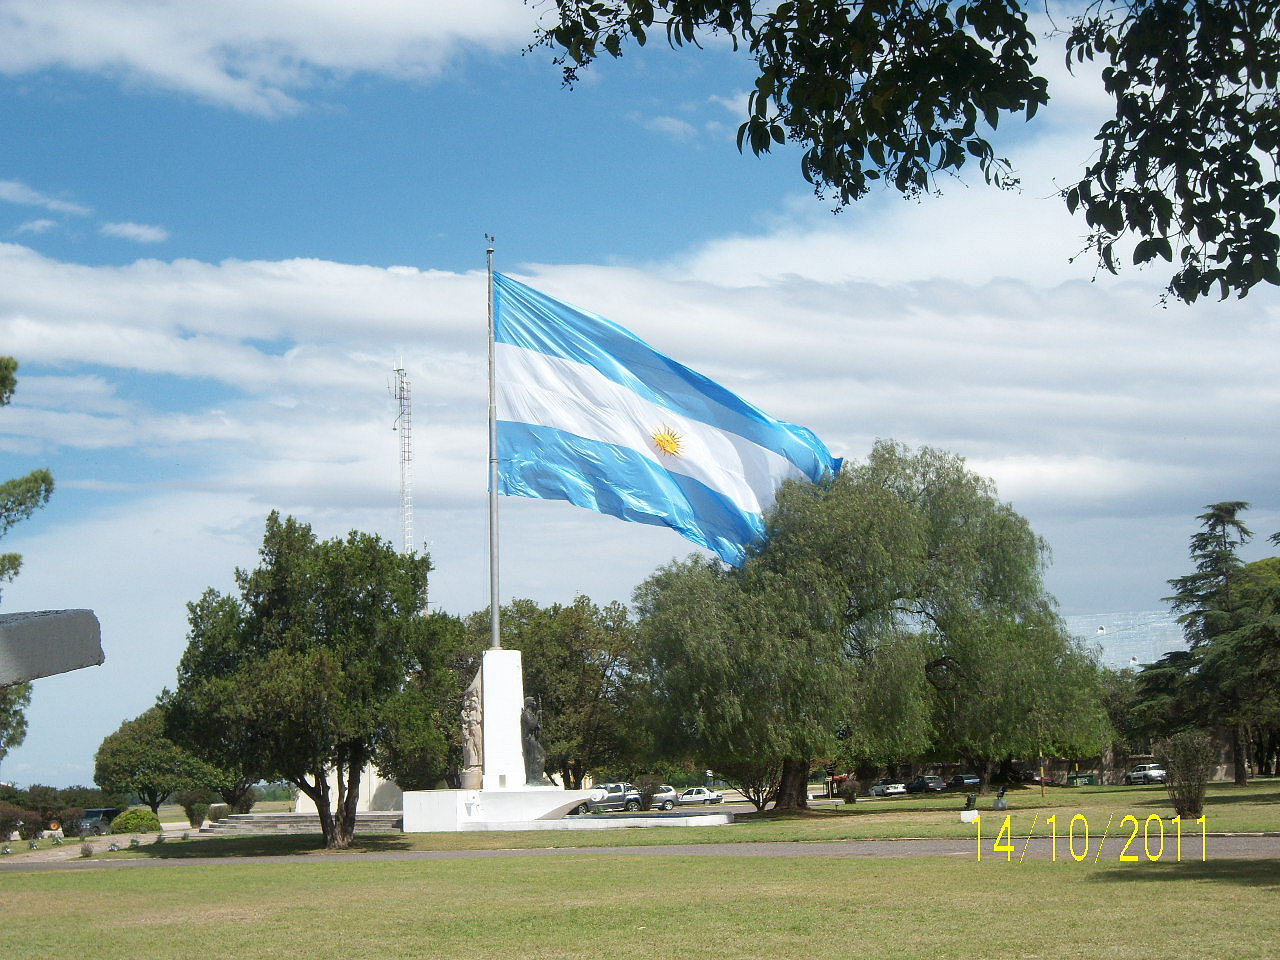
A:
651,424,684,457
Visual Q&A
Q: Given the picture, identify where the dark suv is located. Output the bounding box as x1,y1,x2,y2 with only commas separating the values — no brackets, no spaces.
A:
905,776,946,793
79,808,123,835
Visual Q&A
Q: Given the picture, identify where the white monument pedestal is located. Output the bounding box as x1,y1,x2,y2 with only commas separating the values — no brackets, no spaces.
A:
403,786,593,832
403,647,593,832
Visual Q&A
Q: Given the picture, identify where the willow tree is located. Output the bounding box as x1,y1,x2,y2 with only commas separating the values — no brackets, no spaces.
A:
636,440,1077,807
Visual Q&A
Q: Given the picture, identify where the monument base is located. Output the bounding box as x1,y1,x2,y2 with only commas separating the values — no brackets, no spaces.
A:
403,787,593,833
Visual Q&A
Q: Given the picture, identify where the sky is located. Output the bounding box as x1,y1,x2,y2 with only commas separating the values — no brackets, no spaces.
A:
1,1,1277,788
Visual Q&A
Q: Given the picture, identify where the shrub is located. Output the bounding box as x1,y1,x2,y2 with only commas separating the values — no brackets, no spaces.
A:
0,803,23,840
109,808,162,834
634,776,662,811
838,778,860,804
172,788,215,827
1156,730,1217,819
0,804,43,841
79,841,94,858
56,807,85,837
230,785,259,815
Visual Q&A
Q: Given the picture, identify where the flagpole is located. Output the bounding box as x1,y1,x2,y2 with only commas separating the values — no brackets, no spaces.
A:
486,235,500,649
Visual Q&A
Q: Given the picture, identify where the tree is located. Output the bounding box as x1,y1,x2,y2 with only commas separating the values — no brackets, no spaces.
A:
164,590,265,813
1097,665,1144,781
0,357,55,776
1066,1,1280,302
370,610,471,791
474,596,639,789
634,554,859,810
169,512,434,849
1164,501,1254,783
929,613,1111,787
635,440,1078,806
1202,554,1280,775
94,706,217,813
1,357,54,601
534,1,1280,302
0,683,31,777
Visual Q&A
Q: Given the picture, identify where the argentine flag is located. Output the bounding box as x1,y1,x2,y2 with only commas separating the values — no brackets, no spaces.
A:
494,273,840,566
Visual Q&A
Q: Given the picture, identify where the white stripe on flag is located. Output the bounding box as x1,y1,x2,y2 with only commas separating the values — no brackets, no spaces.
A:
496,341,806,516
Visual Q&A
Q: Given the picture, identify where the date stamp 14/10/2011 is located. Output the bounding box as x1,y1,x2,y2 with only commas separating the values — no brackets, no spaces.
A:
974,813,1208,863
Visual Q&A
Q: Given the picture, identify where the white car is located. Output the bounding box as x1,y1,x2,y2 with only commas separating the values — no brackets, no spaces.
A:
871,778,907,797
677,786,723,805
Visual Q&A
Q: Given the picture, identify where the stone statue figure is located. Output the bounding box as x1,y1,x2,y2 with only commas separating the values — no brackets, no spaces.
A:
521,696,552,786
460,677,483,789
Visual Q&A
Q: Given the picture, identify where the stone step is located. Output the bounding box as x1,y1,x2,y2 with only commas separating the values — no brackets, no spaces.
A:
200,811,403,836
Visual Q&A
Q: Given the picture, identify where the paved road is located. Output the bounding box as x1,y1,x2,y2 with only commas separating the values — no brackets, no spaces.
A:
3,834,1277,872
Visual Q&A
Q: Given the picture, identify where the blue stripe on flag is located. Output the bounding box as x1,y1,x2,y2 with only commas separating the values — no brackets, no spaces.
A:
498,421,764,565
494,273,836,479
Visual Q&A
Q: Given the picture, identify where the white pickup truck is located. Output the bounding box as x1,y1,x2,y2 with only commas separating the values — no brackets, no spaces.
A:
1124,763,1168,784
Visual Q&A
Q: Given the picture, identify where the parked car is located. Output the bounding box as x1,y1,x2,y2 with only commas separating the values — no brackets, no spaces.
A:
78,808,123,835
946,774,981,790
677,786,723,805
583,782,642,813
1124,763,1168,785
649,785,679,810
905,775,946,793
1023,770,1057,786
870,778,907,797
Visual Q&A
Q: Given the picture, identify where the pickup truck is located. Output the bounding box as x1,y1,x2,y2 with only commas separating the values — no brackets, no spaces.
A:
1124,764,1168,784
582,782,642,813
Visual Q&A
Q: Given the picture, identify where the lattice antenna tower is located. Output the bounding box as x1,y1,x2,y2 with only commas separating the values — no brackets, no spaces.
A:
391,361,414,555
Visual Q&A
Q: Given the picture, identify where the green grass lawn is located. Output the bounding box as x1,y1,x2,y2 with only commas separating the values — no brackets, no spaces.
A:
2,780,1275,959
3,853,1278,959
46,779,1280,860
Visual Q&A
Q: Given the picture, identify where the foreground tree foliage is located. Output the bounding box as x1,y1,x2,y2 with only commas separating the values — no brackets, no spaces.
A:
535,1,1280,302
169,512,434,849
1,357,55,775
636,440,1110,807
1066,1,1280,302
0,683,31,775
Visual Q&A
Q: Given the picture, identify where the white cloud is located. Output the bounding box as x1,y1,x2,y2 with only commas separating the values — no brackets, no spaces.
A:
642,115,699,141
15,218,57,235
0,0,541,114
0,178,91,216
2,241,1278,788
99,221,170,244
